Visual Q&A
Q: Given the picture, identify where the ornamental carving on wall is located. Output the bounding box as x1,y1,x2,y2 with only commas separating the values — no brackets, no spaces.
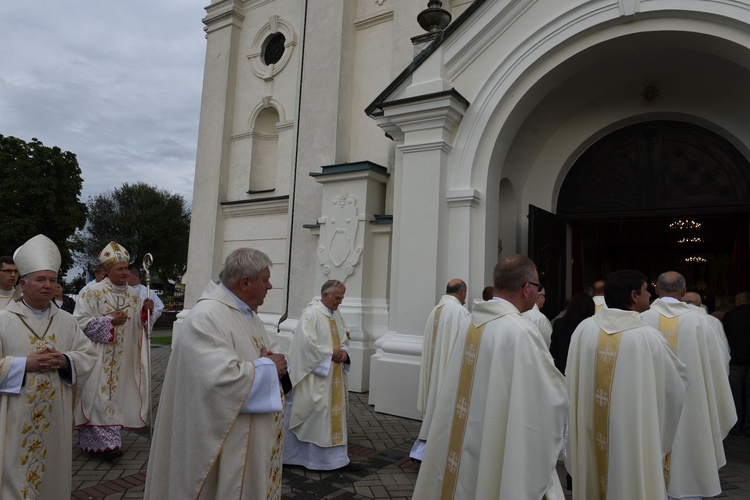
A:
247,15,297,82
317,188,364,282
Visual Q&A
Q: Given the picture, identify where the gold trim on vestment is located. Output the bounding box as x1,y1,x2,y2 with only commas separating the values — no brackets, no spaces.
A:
440,323,485,499
659,315,679,352
658,314,679,488
197,362,257,498
328,318,345,446
593,328,622,500
239,412,254,499
430,306,444,362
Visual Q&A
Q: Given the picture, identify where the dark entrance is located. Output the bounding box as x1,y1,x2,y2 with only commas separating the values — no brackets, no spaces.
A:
530,120,750,318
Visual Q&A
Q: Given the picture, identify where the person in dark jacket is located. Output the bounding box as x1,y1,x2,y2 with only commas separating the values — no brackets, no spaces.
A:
723,290,750,435
53,282,76,313
549,292,594,374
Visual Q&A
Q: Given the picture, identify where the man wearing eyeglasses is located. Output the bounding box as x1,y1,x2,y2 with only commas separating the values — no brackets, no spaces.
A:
0,256,21,309
413,255,567,499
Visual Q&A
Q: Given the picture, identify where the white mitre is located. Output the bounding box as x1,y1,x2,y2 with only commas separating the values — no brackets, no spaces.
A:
13,234,61,276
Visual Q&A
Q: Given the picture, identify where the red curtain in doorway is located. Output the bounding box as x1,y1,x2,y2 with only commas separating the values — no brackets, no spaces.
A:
572,227,584,295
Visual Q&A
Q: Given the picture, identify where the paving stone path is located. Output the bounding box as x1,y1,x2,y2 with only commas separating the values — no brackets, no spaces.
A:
70,344,750,499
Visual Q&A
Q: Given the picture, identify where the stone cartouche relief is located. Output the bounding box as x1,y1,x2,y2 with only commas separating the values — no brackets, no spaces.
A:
317,188,364,282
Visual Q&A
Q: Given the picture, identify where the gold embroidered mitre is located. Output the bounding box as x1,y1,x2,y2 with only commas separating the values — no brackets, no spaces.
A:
98,241,130,270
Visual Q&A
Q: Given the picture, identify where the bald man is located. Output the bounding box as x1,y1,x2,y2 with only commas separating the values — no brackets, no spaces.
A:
410,278,469,461
642,272,735,500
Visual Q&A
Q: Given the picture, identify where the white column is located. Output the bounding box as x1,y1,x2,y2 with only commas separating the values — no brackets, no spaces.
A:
369,90,468,418
447,188,482,298
175,0,244,334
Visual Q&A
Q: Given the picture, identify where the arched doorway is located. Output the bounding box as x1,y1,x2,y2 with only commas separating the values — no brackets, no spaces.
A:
533,120,750,317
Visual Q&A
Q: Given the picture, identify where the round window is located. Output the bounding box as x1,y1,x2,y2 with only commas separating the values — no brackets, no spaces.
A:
263,33,286,65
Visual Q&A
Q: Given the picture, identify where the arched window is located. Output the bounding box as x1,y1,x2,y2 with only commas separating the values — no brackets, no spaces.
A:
249,107,280,193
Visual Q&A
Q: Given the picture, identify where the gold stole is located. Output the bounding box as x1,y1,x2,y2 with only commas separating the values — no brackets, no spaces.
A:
328,317,345,446
441,323,485,499
659,314,679,487
429,305,445,366
594,328,622,500
595,303,604,313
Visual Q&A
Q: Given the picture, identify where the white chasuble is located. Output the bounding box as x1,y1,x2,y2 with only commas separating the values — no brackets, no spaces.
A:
413,299,567,500
524,303,553,348
0,303,96,499
566,308,687,500
642,299,736,498
145,281,286,499
288,301,349,447
74,279,149,429
416,295,469,439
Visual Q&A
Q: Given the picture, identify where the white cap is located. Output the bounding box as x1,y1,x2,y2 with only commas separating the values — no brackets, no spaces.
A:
13,234,61,276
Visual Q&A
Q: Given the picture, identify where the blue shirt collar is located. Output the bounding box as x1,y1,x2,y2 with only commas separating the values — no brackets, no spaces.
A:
219,282,254,318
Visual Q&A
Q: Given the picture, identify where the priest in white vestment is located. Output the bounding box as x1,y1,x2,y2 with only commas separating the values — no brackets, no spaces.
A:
145,248,288,499
413,255,568,499
566,269,688,500
641,272,736,500
74,241,153,460
284,280,355,471
524,285,553,347
684,292,731,355
0,235,96,499
410,278,469,461
0,255,21,308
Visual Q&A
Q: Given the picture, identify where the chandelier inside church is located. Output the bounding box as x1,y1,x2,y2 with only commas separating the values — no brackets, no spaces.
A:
669,219,701,230
685,256,707,263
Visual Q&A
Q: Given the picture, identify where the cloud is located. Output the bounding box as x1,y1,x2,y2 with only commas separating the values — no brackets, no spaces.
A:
0,0,205,207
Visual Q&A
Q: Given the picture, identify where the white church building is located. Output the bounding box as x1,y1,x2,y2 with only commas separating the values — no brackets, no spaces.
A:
180,0,750,418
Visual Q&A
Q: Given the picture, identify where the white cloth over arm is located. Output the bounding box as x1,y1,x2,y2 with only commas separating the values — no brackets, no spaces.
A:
241,357,283,413
0,357,26,394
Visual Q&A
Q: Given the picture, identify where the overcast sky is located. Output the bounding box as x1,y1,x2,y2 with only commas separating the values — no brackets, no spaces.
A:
0,1,207,207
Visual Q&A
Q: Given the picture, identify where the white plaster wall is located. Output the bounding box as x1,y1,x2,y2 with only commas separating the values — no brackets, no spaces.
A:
287,2,354,319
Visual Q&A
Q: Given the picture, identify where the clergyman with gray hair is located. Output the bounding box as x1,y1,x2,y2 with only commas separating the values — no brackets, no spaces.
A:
283,279,358,471
641,271,736,500
145,248,289,499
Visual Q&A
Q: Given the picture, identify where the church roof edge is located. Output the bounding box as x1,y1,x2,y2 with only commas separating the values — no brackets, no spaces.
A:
364,0,487,117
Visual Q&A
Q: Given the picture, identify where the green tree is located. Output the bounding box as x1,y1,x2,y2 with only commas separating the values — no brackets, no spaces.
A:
0,135,87,273
74,182,190,282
